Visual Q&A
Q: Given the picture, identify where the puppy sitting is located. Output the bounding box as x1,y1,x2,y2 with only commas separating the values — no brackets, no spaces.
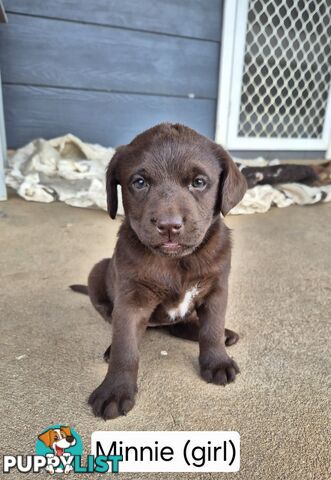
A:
71,123,247,420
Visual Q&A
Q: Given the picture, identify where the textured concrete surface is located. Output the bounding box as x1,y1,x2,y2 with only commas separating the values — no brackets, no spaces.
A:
0,194,330,479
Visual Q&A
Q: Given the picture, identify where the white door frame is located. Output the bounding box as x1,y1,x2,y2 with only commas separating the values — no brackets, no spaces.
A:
0,3,7,200
0,71,7,200
215,0,331,151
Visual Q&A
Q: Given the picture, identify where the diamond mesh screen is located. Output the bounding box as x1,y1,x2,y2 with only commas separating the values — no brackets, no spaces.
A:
238,0,331,139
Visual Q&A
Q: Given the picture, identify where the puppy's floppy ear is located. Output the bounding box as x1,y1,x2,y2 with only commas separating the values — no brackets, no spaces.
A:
214,145,247,216
38,430,52,447
106,146,125,219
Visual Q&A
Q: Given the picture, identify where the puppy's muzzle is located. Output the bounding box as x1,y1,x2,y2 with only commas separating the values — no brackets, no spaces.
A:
152,216,183,237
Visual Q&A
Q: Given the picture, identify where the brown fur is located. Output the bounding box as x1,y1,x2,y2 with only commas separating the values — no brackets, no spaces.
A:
78,123,246,420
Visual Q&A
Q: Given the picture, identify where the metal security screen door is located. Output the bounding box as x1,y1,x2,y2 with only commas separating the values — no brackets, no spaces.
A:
217,0,331,150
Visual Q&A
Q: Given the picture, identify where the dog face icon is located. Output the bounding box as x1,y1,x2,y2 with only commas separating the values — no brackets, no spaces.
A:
38,426,76,456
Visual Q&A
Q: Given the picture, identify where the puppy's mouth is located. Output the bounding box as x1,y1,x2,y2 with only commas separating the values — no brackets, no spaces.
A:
151,240,196,257
160,240,182,253
55,446,64,456
131,222,199,257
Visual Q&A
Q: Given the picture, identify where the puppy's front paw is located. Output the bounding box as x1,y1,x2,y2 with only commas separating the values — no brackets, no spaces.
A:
200,354,240,385
88,377,137,420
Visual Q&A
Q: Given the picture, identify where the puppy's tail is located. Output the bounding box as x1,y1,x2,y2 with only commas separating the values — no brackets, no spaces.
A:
69,284,88,295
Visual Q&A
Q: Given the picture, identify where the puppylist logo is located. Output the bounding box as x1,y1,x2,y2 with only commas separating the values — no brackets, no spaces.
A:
2,429,239,474
2,425,122,475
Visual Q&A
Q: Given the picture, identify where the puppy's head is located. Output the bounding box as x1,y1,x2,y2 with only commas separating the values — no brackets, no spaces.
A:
107,123,246,257
38,426,76,453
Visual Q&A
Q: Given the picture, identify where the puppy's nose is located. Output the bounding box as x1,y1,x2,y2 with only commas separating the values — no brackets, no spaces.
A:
66,436,74,443
155,217,183,235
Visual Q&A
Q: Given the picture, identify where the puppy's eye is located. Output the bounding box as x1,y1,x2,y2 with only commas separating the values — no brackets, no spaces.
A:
190,176,207,190
132,176,148,190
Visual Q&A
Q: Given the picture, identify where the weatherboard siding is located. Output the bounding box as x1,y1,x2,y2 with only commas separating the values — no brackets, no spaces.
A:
1,0,222,148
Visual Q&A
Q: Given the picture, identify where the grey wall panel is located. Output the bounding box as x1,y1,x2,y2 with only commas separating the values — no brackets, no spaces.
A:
3,85,216,148
3,0,222,41
230,150,325,160
0,14,219,98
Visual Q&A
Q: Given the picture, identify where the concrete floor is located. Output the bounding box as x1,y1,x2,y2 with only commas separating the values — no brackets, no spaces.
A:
0,194,330,479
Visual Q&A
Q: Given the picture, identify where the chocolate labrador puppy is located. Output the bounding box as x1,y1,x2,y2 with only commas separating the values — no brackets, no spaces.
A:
71,123,247,420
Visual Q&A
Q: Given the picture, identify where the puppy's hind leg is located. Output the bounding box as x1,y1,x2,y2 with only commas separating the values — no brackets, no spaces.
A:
88,258,114,322
167,318,239,346
103,344,112,363
224,328,239,346
104,319,239,364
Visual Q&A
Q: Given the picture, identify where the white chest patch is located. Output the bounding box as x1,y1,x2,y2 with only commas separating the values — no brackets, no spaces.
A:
167,285,199,320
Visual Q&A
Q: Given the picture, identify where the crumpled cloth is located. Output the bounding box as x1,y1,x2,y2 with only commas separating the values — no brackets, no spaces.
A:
5,134,331,215
231,182,331,214
5,134,124,214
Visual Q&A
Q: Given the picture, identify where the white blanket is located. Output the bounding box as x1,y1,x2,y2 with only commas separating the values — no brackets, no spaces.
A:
6,134,331,215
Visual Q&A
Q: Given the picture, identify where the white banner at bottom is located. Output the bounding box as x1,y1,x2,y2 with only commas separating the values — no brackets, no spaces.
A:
91,431,240,472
